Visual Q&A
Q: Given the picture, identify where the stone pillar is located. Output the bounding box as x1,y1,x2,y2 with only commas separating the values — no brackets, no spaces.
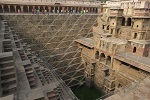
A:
20,5,23,12
125,18,127,26
43,6,45,10
27,6,29,12
8,5,10,12
54,6,56,12
49,6,51,12
14,5,16,13
75,7,77,12
94,8,97,13
67,7,69,11
88,7,91,12
78,7,80,13
62,7,65,10
62,7,65,13
82,7,84,10
91,8,93,12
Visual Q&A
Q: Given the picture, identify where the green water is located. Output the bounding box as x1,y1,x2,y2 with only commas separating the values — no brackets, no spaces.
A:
71,85,101,100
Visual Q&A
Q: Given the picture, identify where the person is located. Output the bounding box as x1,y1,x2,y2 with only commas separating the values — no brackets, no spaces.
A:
18,9,20,14
34,8,36,14
86,9,88,13
52,9,55,13
83,10,86,14
32,8,34,14
74,9,76,13
57,9,59,13
37,9,40,14
44,10,47,14
61,9,63,13
64,9,66,13
80,10,83,14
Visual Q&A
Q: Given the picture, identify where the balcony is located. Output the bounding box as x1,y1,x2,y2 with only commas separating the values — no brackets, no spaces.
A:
109,8,123,17
133,8,150,18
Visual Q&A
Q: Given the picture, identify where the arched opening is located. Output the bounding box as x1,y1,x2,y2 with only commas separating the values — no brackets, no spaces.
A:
0,5,3,13
68,7,71,13
111,29,113,34
64,7,67,13
89,8,92,13
45,6,49,12
100,53,105,63
107,26,109,30
34,6,38,10
79,7,82,13
92,8,95,13
134,33,137,39
72,7,75,13
82,8,85,12
127,18,131,26
40,6,44,12
106,56,111,66
102,25,105,29
23,5,28,12
10,5,15,12
51,6,54,13
95,51,99,59
96,8,98,13
4,5,9,13
0,5,2,13
140,33,144,40
75,7,78,13
122,17,125,26
59,7,62,13
133,47,136,53
55,6,58,13
29,6,33,12
118,84,122,88
16,5,21,12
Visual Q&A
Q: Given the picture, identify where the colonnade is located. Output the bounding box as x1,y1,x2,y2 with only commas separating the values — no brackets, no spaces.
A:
0,5,98,13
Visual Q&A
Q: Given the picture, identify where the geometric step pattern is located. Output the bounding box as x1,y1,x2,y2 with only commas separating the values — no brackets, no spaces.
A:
2,14,98,87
